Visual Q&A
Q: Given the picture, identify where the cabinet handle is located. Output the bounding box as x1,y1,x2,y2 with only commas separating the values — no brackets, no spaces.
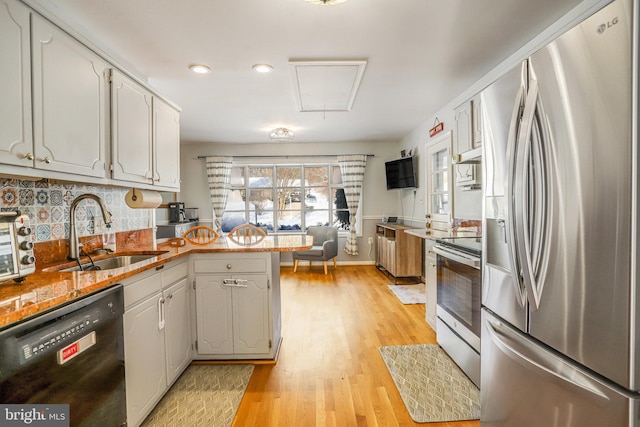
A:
167,293,173,299
155,265,165,271
226,264,232,270
40,156,52,164
158,297,165,330
22,153,34,160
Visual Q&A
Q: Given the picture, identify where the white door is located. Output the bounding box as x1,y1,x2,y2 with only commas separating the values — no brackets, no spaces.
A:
124,294,166,427
153,97,181,189
163,278,191,384
31,14,107,177
111,70,153,184
0,0,32,167
232,275,270,354
195,275,234,354
425,132,452,230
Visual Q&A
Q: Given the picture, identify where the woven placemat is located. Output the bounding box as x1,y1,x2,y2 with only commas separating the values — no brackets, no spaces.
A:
379,344,480,423
141,364,254,427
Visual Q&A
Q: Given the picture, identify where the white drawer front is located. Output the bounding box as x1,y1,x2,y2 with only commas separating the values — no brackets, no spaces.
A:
124,272,162,308
162,260,188,287
193,258,267,274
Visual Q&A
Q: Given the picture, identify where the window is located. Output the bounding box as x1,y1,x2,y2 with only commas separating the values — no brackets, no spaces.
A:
426,132,453,230
222,163,352,233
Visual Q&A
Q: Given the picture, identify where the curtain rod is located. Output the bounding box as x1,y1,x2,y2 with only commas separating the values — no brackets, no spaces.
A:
197,154,375,159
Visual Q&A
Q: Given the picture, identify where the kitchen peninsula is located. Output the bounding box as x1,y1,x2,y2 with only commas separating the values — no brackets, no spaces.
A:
0,233,313,330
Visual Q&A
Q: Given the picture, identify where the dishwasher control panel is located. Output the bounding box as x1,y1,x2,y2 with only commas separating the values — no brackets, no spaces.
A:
7,291,122,366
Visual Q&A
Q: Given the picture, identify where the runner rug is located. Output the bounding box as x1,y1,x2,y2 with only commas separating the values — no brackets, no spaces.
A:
379,344,480,423
141,364,254,427
387,284,426,304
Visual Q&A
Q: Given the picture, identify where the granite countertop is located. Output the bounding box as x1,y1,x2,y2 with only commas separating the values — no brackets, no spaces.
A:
0,234,313,330
404,228,482,240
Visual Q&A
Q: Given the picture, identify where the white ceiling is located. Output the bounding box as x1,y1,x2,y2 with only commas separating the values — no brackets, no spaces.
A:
38,0,583,145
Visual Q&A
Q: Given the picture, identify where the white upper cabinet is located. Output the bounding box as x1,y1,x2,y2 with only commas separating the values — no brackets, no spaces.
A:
31,14,108,177
153,97,181,189
111,70,181,190
0,0,32,167
111,69,154,184
1,4,180,188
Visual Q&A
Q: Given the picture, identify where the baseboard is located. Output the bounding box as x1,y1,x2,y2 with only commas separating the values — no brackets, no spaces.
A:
280,260,376,267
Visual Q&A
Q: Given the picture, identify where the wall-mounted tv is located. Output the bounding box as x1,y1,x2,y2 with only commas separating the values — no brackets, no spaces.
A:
385,157,417,190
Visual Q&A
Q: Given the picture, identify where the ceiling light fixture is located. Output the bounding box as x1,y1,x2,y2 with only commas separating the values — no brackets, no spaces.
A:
252,64,274,73
304,0,350,5
188,64,211,74
269,127,295,141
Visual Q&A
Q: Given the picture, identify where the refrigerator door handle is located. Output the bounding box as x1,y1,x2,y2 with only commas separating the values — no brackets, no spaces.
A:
485,314,610,400
513,78,545,311
505,81,528,308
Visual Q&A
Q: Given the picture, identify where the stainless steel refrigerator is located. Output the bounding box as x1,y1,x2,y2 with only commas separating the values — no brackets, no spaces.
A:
481,0,640,424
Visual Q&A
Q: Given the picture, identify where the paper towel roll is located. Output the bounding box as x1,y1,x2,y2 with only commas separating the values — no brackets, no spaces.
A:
125,189,163,208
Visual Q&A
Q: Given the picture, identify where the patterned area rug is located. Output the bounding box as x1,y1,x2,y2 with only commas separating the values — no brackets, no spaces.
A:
379,344,480,423
141,364,254,427
388,284,426,304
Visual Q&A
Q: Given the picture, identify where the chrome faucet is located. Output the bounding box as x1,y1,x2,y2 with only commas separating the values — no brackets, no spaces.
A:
69,194,113,260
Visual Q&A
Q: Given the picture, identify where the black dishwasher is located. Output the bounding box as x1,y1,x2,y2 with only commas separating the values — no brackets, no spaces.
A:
0,285,126,427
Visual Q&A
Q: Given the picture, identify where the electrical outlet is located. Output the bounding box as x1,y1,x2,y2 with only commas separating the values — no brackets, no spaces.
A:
368,237,373,244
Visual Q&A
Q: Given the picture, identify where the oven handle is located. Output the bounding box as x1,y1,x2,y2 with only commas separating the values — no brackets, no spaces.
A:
433,246,480,269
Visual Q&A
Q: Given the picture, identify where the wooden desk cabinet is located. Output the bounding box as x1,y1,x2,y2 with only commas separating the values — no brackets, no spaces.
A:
375,223,421,279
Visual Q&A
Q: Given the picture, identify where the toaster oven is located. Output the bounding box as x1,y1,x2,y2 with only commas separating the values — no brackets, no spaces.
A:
0,212,36,283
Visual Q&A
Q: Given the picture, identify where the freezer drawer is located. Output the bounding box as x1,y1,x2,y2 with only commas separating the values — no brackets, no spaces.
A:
481,309,640,427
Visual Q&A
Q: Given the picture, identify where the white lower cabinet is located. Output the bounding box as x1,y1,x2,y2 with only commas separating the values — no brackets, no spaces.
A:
191,253,282,360
123,259,190,427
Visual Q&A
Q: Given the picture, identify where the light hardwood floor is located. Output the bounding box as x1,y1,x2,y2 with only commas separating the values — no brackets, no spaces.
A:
233,265,480,427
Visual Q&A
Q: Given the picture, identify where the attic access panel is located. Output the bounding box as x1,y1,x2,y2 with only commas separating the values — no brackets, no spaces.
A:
289,60,367,112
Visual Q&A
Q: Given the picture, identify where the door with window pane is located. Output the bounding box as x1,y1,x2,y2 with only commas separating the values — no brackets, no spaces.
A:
426,132,452,230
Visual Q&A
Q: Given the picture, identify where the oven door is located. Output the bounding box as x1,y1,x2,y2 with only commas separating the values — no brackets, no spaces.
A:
434,246,482,343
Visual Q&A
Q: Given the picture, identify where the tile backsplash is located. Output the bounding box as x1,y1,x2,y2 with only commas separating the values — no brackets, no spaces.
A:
0,177,152,242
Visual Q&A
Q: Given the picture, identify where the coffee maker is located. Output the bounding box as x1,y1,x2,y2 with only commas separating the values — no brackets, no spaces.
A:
168,202,186,223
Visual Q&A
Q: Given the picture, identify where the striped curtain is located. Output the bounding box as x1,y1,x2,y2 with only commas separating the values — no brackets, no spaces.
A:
205,156,233,232
338,154,367,255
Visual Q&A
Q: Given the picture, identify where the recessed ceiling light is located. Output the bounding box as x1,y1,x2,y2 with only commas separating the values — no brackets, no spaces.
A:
252,64,274,73
189,64,211,74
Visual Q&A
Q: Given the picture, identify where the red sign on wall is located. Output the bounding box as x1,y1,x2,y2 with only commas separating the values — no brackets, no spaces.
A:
429,121,444,137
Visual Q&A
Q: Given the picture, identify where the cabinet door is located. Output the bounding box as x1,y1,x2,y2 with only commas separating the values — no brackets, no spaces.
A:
454,102,472,155
124,294,166,427
232,275,270,354
153,97,181,189
453,101,477,186
111,69,153,184
0,0,32,167
31,14,107,177
164,278,191,385
195,275,234,354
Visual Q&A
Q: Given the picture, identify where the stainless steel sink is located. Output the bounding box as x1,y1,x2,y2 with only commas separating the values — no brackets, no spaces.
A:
60,254,161,272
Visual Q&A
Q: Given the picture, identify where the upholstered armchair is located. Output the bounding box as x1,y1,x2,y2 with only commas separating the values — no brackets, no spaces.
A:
292,226,338,274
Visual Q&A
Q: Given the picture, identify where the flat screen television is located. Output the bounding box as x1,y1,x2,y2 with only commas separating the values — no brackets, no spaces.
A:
385,157,417,190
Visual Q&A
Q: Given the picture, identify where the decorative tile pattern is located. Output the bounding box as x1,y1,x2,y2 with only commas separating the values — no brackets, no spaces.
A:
141,364,254,427
0,177,153,242
379,344,480,423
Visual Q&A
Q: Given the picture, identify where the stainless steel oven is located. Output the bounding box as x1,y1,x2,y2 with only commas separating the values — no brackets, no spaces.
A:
434,237,481,387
